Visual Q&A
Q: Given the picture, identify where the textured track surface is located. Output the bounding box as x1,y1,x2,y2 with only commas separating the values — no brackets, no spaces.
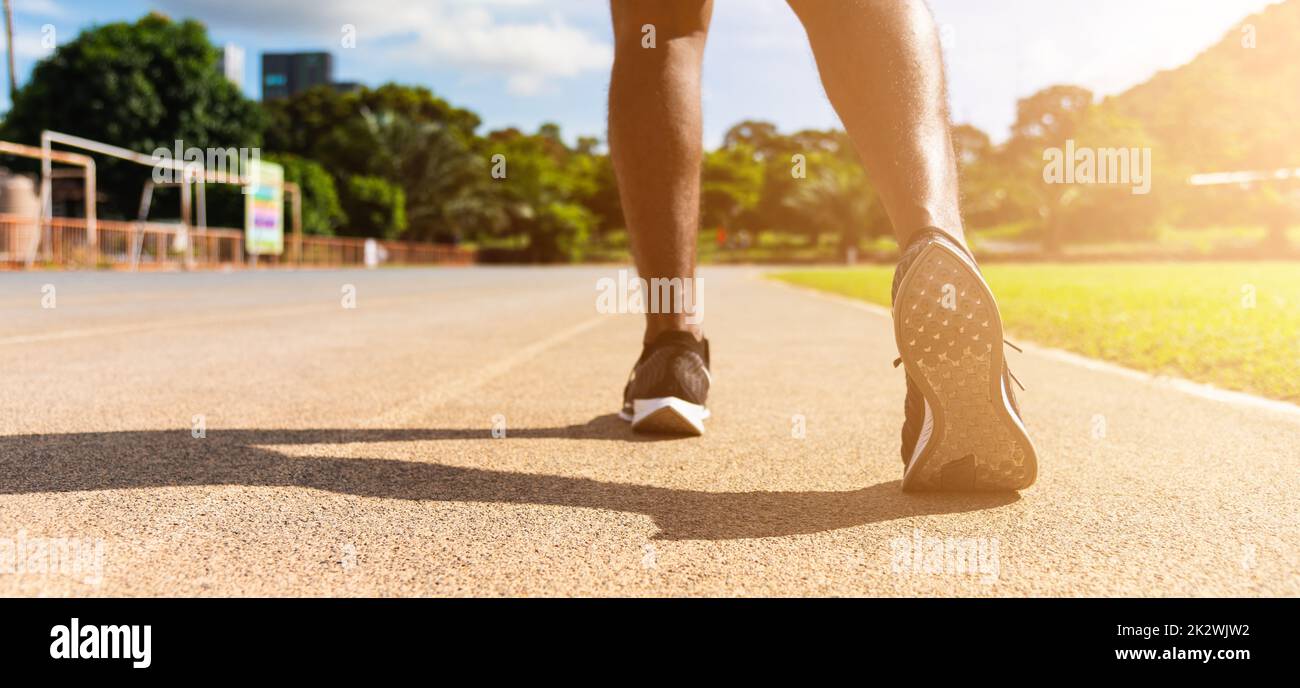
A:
1,267,1297,596
894,245,1035,490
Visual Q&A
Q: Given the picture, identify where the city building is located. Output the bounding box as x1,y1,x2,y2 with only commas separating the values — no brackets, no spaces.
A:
219,43,245,90
261,52,333,100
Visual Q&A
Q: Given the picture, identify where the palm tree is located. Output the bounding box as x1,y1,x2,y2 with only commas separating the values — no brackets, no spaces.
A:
356,107,500,242
3,0,15,104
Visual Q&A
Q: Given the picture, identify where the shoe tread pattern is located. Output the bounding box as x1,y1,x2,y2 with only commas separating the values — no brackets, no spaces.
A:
895,245,1035,490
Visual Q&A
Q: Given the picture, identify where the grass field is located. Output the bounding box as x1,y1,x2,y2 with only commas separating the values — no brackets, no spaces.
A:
770,262,1300,403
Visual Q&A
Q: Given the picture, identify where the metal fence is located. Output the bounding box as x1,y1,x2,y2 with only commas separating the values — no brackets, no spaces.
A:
0,214,475,269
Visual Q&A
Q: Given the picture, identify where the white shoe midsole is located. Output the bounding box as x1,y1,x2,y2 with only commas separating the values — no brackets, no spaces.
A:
621,397,710,425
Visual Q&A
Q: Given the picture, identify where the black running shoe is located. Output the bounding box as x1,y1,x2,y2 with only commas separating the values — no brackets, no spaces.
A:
619,330,711,436
891,228,1037,491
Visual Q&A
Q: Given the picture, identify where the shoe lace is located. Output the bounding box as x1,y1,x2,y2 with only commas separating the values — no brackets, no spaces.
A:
893,339,1026,391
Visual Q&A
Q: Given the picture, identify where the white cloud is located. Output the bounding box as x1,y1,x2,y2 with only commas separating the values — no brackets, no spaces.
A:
0,27,55,60
155,0,611,96
402,6,609,92
14,0,66,19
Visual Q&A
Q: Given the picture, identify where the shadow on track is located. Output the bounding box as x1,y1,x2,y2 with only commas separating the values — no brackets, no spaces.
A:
0,419,1018,540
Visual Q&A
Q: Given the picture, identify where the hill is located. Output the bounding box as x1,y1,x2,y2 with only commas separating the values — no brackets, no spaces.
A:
1107,0,1300,172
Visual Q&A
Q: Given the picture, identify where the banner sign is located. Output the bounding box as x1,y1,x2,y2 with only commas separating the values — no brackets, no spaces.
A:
244,160,284,256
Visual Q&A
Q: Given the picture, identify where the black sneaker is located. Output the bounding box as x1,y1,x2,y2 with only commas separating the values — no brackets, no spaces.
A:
619,331,711,436
891,229,1037,491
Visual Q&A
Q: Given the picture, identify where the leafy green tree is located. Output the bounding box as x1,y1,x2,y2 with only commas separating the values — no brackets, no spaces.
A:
485,125,597,262
1,12,264,219
727,124,887,253
998,85,1094,252
264,83,482,162
993,85,1173,250
267,153,345,236
1056,108,1165,244
701,143,763,233
784,147,882,258
341,175,406,239
264,84,490,241
1106,0,1300,246
719,122,846,245
1110,0,1300,173
197,154,343,236
721,120,784,156
354,107,491,242
746,127,812,242
949,124,1010,229
577,138,624,237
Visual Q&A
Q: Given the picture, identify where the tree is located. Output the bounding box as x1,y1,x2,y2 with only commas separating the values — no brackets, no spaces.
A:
721,120,784,158
991,85,1174,251
581,146,623,237
950,123,1009,229
1109,0,1300,173
701,144,763,233
783,148,880,258
264,83,482,162
264,84,491,241
198,154,345,236
952,124,992,168
1054,108,1164,244
730,125,887,253
1007,85,1093,145
354,107,490,242
484,125,598,262
999,85,1094,252
1,13,264,219
268,154,345,236
341,175,406,239
1104,0,1300,246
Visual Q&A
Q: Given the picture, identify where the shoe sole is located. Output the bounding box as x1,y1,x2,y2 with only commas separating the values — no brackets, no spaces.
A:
619,397,709,436
892,242,1038,491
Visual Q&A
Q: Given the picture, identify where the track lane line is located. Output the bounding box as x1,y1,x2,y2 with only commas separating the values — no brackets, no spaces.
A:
765,274,1300,421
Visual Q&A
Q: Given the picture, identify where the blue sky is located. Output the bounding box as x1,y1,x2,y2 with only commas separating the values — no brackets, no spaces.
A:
1,0,1282,147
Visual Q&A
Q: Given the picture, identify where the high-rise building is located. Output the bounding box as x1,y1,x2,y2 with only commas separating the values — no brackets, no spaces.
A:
260,52,333,101
219,43,245,90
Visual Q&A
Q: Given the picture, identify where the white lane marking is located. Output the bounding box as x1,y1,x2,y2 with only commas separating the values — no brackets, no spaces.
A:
365,315,608,427
768,276,1300,421
1017,344,1300,420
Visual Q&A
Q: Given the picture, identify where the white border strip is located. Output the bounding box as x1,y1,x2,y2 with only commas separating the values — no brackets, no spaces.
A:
770,277,1300,421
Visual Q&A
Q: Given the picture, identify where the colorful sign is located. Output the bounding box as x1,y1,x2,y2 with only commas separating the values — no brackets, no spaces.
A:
244,160,284,255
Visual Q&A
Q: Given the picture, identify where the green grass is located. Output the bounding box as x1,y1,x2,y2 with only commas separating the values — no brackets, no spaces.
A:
771,262,1300,403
